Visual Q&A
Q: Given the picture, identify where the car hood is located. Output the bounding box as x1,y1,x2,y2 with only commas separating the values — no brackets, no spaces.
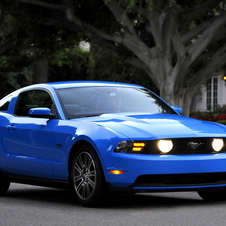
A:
77,113,226,139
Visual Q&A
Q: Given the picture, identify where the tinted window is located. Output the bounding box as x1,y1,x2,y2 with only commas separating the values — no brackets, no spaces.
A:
15,90,54,116
57,87,176,119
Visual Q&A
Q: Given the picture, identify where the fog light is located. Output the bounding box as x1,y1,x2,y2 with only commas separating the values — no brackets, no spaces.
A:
157,140,173,153
212,138,224,152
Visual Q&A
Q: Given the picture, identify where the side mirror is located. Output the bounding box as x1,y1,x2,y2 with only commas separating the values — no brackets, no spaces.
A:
171,106,183,114
28,108,56,119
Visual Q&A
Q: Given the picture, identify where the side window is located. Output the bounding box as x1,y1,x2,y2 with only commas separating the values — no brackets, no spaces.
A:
14,90,54,117
0,95,12,111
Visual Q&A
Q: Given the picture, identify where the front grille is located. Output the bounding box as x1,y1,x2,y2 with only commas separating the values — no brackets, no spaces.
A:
141,138,226,154
134,173,226,187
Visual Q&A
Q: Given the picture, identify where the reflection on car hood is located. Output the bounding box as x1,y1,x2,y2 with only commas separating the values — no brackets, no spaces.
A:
78,113,226,139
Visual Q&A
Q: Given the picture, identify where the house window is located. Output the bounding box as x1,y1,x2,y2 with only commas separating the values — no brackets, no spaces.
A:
206,77,218,111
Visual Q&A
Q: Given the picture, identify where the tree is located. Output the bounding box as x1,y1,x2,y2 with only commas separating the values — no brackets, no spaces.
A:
4,0,226,115
0,2,85,86
86,42,158,91
0,3,45,87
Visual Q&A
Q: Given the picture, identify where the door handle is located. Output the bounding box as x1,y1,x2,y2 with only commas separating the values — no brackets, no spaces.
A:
6,124,16,130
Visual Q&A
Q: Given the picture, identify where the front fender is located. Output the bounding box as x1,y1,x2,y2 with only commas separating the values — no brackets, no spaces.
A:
52,120,128,180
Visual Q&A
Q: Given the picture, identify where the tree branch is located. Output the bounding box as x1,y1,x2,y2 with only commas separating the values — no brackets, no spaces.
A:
172,29,187,58
187,42,226,87
181,18,214,44
106,0,137,35
189,11,226,64
14,0,66,11
180,0,222,25
13,0,126,45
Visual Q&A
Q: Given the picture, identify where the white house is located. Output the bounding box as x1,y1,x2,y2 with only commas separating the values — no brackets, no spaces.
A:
190,72,226,113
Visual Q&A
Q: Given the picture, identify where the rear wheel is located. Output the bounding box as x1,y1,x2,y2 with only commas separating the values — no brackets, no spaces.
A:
71,144,107,207
0,177,10,195
197,188,226,201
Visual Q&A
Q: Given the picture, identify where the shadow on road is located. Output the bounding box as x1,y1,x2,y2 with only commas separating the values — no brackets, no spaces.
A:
2,183,224,209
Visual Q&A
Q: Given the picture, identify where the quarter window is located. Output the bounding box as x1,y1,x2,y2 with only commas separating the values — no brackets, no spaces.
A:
0,95,12,111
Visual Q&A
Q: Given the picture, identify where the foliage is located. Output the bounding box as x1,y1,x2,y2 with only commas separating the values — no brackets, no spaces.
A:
86,43,158,91
48,42,157,92
48,46,90,82
1,0,157,95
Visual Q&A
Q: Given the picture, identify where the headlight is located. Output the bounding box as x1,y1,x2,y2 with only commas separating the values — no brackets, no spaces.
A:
157,140,173,153
212,138,224,152
114,141,146,153
115,141,132,153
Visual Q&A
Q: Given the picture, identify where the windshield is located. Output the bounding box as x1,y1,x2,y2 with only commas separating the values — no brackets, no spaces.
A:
56,86,177,119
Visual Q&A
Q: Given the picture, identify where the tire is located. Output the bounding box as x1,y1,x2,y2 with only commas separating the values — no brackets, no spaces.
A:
0,177,10,196
197,188,226,201
71,144,107,207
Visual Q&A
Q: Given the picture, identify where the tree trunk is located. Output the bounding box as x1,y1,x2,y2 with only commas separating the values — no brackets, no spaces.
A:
32,56,48,84
160,77,176,105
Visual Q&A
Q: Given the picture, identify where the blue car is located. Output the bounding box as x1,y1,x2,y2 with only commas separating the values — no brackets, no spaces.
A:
1,81,226,206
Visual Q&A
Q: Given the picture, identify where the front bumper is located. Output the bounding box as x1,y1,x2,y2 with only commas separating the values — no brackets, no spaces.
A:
105,153,226,191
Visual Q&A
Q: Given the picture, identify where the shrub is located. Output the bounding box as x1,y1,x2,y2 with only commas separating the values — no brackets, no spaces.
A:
190,112,226,124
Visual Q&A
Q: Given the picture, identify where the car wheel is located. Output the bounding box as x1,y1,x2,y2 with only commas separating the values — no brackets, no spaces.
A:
71,144,106,207
0,177,10,195
197,188,226,201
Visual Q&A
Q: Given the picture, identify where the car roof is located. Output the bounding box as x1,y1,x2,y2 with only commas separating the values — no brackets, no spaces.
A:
47,81,143,89
6,81,145,99
1,81,144,118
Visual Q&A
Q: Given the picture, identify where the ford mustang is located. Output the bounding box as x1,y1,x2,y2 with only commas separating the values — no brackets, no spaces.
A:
0,81,226,206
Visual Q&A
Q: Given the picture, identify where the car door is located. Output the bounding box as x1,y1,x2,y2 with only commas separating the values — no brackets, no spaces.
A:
3,89,58,178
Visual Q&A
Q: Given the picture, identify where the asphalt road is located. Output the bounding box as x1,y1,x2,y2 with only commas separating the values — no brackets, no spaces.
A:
0,183,226,226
